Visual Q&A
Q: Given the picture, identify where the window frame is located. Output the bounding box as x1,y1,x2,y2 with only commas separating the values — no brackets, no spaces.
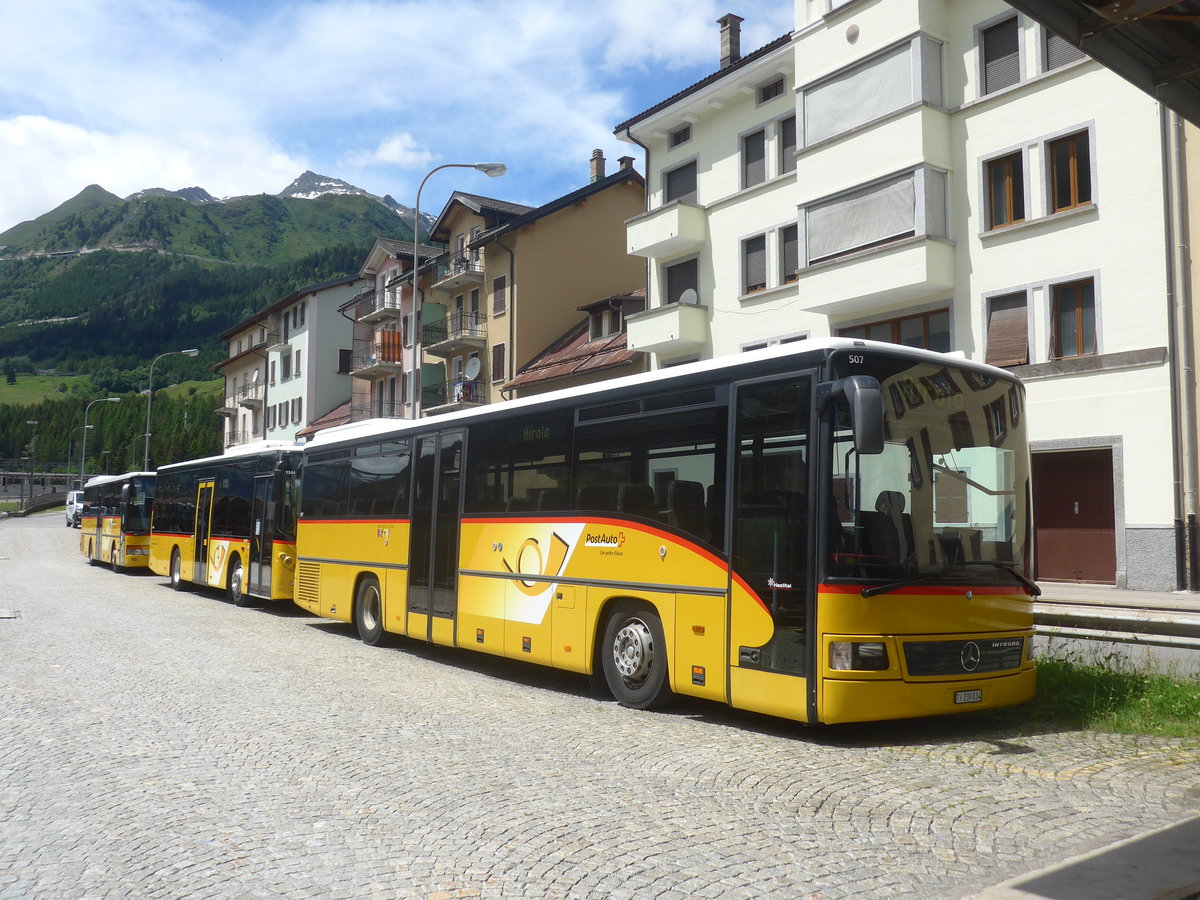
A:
492,275,507,316
740,127,767,190
778,114,797,175
741,233,768,295
757,76,785,106
983,289,1030,368
977,13,1023,97
662,255,700,306
835,307,952,352
669,124,692,148
1047,129,1093,214
985,149,1026,230
1049,276,1099,359
663,158,698,205
1040,25,1086,72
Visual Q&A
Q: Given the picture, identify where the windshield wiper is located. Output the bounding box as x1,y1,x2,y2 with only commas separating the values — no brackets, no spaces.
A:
860,564,1041,598
978,562,1041,596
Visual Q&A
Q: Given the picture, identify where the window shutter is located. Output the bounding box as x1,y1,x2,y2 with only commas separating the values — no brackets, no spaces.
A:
742,130,766,187
1045,31,1084,70
781,224,800,281
492,276,507,315
743,235,767,292
492,344,506,383
779,116,797,174
665,258,699,304
985,293,1029,367
983,18,1020,93
665,162,697,203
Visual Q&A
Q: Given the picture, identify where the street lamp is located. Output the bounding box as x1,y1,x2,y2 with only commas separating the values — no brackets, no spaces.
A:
81,397,121,488
410,162,506,418
25,420,38,509
144,348,199,470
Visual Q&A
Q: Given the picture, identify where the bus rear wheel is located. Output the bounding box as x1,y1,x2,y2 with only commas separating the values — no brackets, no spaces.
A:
601,602,675,710
355,576,390,646
169,549,184,590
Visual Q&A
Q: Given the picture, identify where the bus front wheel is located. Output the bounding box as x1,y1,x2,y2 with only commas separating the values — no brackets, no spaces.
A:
354,576,390,646
601,602,675,710
169,549,184,590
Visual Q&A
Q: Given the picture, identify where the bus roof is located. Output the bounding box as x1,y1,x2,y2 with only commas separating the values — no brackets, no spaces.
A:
155,440,304,474
306,337,1020,451
83,471,156,489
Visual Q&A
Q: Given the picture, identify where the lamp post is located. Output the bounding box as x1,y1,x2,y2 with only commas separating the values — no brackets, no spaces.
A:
25,420,38,509
410,162,506,418
81,397,121,488
144,348,199,470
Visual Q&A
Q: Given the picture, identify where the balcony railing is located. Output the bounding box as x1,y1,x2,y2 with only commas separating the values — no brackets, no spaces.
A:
422,375,489,413
349,401,407,423
354,288,404,324
349,333,407,377
225,430,253,449
433,254,485,293
422,311,487,355
236,383,264,408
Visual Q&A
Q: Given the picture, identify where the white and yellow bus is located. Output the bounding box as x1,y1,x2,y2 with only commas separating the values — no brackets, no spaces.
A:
79,472,156,571
295,339,1038,725
149,444,302,605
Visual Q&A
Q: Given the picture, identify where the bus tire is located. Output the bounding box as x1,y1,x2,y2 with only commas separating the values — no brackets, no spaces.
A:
169,548,184,591
354,575,390,646
227,555,253,607
601,601,675,710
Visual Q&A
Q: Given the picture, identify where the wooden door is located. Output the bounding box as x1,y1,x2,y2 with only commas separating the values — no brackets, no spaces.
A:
1032,449,1116,583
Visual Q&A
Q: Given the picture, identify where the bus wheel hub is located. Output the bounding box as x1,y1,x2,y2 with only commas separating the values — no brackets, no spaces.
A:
613,619,654,681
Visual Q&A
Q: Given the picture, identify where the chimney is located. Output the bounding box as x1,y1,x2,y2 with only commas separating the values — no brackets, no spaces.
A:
618,156,635,171
718,13,744,69
590,149,606,183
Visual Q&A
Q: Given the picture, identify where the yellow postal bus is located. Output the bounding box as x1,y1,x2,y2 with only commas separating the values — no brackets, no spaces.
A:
149,444,301,605
79,472,156,571
295,339,1037,725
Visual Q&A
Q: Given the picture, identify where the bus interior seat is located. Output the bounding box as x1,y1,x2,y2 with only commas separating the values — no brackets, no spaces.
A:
666,479,705,535
576,483,617,511
859,490,915,568
617,482,655,518
533,487,566,510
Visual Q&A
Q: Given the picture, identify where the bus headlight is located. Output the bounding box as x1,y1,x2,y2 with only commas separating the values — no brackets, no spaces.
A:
128,547,148,556
830,641,890,671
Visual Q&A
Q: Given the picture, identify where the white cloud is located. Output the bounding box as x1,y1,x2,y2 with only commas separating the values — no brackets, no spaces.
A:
342,133,435,170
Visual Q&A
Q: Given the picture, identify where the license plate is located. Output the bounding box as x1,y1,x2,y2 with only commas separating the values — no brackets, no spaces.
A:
955,689,983,704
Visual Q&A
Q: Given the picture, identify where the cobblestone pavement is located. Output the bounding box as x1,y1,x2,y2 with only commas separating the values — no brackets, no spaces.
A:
2,513,1199,899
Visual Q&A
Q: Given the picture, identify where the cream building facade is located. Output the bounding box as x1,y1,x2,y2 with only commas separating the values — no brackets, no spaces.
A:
617,2,1191,590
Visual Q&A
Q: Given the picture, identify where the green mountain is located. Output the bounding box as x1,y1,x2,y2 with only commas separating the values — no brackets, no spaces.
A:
0,188,412,266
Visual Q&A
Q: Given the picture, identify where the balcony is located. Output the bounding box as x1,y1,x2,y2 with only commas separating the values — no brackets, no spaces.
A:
349,401,406,423
626,202,707,259
225,430,253,449
356,288,404,325
422,375,489,415
237,383,264,409
433,254,484,294
349,332,407,378
423,311,487,357
625,301,709,355
793,237,956,316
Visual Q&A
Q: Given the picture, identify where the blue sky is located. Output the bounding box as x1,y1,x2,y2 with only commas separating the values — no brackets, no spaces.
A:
0,0,793,234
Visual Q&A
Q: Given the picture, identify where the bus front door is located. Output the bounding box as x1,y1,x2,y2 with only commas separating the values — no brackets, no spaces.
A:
194,480,215,584
407,429,464,643
248,475,274,598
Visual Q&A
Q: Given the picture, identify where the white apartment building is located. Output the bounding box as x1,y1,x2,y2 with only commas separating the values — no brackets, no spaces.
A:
217,274,364,447
617,2,1191,591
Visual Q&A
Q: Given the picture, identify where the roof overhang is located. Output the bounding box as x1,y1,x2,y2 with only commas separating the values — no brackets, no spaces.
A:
1007,0,1200,125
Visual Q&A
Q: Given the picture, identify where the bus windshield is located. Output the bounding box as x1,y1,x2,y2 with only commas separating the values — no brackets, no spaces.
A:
123,476,155,535
828,359,1031,590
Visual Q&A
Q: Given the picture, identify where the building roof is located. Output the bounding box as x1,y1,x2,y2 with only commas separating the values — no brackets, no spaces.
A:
613,31,793,134
296,399,352,439
218,273,363,341
472,167,645,247
428,191,535,244
505,290,645,390
1006,0,1200,126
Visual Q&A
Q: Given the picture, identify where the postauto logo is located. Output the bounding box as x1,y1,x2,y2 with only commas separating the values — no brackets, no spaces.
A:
584,531,625,548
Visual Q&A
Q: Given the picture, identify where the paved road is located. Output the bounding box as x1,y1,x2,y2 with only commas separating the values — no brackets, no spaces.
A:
2,513,1199,899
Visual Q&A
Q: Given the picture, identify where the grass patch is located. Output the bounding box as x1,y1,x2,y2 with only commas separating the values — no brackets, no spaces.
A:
158,379,222,401
1024,658,1200,737
0,373,94,405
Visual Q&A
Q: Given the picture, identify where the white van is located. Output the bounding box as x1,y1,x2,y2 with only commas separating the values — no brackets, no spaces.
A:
65,490,84,527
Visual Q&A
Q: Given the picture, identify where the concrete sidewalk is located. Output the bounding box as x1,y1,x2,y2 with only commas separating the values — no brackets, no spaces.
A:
971,814,1200,899
1036,580,1200,614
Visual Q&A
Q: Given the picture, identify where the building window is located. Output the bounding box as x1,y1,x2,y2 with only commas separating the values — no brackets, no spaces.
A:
742,334,807,351
292,398,302,424
802,36,942,147
984,292,1029,367
758,77,785,105
987,152,1025,229
589,307,624,341
1044,29,1085,70
491,343,506,383
742,129,766,189
780,224,799,284
982,16,1020,95
934,469,969,523
270,360,276,384
281,353,292,380
1048,131,1092,212
803,167,946,266
664,257,699,305
1052,278,1096,358
492,275,507,315
778,115,797,175
266,405,276,431
294,349,301,377
742,234,767,294
298,302,306,327
664,160,697,204
669,125,691,148
236,339,243,354
838,309,951,352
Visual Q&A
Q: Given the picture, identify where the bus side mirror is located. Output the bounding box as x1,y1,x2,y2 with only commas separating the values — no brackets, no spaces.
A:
819,375,884,455
121,484,131,504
